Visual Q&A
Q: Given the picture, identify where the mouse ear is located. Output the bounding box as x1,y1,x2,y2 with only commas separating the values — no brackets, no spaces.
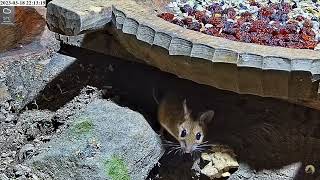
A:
183,99,191,119
199,110,215,125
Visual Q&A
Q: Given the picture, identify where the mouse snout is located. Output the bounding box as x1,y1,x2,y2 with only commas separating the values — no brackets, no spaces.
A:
185,146,193,153
179,141,194,153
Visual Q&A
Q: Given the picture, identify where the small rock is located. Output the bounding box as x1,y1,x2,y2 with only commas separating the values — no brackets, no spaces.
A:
0,113,6,121
315,44,320,51
1,151,15,158
0,173,9,180
19,144,35,161
14,164,31,176
205,24,214,28
5,114,15,122
1,152,10,158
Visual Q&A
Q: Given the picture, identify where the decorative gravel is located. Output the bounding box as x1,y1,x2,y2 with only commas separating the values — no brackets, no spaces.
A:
158,0,320,50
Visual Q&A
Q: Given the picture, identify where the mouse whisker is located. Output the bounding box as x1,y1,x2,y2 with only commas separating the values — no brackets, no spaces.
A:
162,143,180,147
168,146,181,152
197,143,215,147
167,146,182,155
179,149,184,156
163,140,178,144
194,147,205,153
174,148,181,155
167,148,176,155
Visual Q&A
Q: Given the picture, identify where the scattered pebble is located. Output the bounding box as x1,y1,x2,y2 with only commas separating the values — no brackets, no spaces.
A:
305,164,315,174
0,173,9,180
158,0,320,49
14,164,31,177
18,144,35,161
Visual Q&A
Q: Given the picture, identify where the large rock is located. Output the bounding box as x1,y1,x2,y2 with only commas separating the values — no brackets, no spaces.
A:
0,7,69,111
28,99,164,180
229,162,302,180
3,53,76,110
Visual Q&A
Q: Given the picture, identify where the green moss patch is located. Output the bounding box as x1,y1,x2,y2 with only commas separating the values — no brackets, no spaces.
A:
104,155,130,180
72,118,93,134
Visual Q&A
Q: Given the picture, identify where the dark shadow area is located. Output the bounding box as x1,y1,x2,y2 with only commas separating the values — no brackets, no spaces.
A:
29,44,320,180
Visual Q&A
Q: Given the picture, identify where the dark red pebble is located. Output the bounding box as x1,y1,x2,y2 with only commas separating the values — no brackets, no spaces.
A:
194,11,205,21
225,8,237,19
259,7,273,17
158,1,319,49
303,19,313,28
157,12,174,21
208,3,223,14
187,22,201,31
171,19,184,27
182,17,193,25
296,15,305,21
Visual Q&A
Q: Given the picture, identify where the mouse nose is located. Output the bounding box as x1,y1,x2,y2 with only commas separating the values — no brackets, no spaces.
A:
184,145,193,154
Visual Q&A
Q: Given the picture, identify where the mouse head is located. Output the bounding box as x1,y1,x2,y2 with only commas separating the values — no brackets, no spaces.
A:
177,99,214,154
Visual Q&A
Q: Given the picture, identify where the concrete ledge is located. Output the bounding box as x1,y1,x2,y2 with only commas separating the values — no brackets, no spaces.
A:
46,0,320,110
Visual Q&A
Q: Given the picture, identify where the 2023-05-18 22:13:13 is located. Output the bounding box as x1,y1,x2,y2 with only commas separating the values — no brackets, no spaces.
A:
0,0,46,6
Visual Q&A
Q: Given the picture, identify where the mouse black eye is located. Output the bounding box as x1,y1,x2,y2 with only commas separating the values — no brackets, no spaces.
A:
181,129,187,137
196,133,201,140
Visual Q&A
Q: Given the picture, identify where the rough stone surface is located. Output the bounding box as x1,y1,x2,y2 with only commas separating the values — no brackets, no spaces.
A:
27,99,164,180
2,53,76,110
0,7,63,111
228,162,302,180
46,0,114,35
0,87,103,179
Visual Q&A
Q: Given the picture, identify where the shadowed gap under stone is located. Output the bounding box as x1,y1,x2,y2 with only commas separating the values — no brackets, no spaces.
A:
27,44,320,180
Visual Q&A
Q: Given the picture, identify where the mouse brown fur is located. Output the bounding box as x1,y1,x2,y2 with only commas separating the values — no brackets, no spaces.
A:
157,92,215,154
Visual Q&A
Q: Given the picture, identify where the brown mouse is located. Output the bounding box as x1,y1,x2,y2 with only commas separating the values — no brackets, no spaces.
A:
157,92,215,154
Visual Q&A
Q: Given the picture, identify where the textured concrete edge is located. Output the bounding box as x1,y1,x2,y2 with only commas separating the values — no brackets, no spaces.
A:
111,4,320,78
46,0,320,77
46,0,113,36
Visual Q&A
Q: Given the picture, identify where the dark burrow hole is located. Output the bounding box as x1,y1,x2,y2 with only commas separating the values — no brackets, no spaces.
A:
26,44,320,180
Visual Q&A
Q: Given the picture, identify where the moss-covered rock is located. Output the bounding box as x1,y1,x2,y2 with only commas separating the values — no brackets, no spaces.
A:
28,98,164,180
105,155,130,180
